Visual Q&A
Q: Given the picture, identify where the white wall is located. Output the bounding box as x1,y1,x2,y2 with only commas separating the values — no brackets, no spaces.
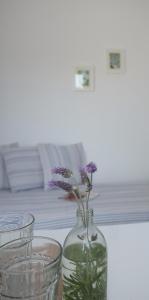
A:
0,0,149,183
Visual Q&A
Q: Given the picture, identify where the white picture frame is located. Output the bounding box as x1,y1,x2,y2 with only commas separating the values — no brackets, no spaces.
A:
106,49,125,74
74,66,94,91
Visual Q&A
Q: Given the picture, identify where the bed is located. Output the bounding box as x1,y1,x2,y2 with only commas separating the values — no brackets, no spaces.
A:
1,142,149,230
1,182,149,230
1,144,149,300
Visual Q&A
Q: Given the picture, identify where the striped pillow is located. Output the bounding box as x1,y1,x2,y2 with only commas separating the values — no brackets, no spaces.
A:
0,143,19,190
38,142,87,190
4,147,44,192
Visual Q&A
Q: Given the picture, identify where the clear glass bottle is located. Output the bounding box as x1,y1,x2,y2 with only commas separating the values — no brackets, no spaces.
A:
62,208,107,300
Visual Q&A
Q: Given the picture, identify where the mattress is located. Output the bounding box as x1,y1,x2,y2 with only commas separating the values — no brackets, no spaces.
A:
0,183,149,230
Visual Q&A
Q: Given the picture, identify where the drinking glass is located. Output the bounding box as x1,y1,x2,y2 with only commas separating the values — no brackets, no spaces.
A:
0,236,62,300
0,213,35,246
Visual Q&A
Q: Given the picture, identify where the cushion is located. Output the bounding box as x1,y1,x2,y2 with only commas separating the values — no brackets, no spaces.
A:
0,143,19,190
4,146,44,192
38,142,87,190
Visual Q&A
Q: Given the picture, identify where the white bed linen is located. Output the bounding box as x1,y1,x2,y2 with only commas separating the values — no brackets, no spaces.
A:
0,183,149,230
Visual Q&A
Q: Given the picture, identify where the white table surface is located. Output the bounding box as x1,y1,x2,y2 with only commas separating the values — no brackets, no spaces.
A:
35,221,149,300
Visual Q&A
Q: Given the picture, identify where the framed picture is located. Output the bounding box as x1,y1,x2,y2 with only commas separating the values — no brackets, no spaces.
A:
74,66,94,91
106,49,125,74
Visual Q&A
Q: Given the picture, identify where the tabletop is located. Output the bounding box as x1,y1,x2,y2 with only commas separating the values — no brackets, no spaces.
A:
36,221,149,300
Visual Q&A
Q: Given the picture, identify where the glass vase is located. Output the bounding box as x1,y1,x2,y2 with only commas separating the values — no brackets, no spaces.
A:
62,208,107,300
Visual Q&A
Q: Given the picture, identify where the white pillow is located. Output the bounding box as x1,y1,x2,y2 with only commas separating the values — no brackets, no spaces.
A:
0,143,19,190
38,142,87,190
4,146,44,192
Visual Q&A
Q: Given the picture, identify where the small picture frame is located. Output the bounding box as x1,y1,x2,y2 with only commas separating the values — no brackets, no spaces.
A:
74,66,94,91
106,49,125,74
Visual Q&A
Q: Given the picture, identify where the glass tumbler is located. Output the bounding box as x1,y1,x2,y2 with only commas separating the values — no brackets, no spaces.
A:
0,236,62,300
0,213,35,246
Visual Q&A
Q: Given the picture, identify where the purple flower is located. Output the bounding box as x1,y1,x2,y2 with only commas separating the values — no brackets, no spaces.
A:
52,167,72,178
48,180,73,192
48,161,97,203
80,167,89,184
80,167,92,192
85,162,97,173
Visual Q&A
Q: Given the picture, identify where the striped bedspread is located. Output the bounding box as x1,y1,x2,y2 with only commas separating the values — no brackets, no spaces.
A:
0,183,149,230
